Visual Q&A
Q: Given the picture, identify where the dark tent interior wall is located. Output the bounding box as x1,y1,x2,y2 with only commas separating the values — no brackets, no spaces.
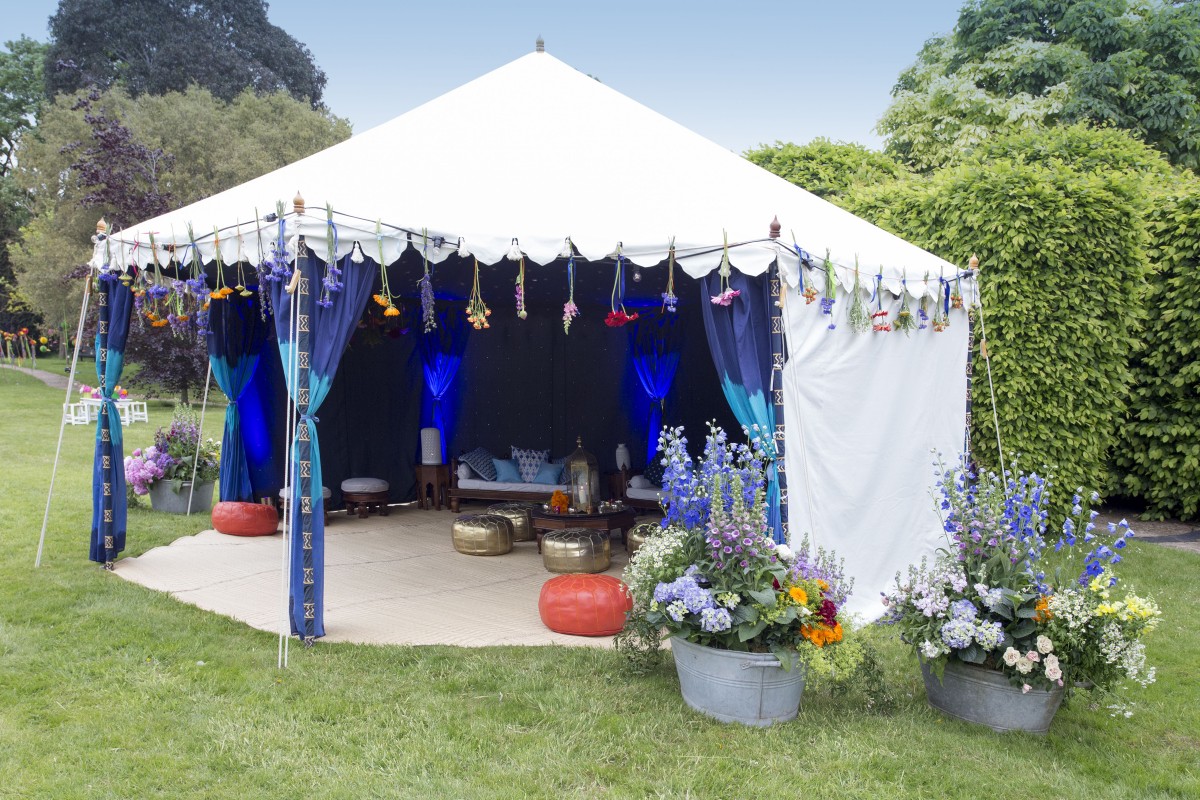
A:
216,248,740,508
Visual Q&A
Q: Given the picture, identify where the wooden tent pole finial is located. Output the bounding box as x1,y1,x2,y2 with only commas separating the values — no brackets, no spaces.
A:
768,216,781,239
293,191,305,216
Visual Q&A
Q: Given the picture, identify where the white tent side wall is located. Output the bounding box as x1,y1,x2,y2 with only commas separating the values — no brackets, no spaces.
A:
781,285,969,620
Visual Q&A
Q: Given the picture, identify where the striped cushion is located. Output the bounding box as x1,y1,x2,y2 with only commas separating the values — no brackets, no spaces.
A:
460,447,497,481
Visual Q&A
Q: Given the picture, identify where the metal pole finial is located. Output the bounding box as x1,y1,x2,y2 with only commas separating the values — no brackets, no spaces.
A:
535,36,544,53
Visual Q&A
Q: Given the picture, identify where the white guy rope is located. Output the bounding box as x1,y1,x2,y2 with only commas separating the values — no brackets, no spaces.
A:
186,362,213,515
36,273,93,567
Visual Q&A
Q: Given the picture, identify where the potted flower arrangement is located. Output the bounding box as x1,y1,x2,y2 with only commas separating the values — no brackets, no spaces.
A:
882,459,1161,733
623,424,859,726
124,408,220,514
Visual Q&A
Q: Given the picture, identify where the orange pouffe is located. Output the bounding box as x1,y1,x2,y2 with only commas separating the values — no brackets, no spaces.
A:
212,501,279,537
538,574,632,637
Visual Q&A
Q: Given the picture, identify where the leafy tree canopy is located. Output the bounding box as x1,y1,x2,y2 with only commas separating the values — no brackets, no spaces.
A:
0,36,48,176
879,0,1200,172
10,86,349,357
744,138,908,202
45,0,327,108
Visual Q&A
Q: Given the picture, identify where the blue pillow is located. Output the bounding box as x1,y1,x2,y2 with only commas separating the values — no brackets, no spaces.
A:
492,458,522,483
460,447,497,481
511,446,550,483
532,460,564,485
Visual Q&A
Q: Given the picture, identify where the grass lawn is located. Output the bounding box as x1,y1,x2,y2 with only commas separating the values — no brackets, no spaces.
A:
0,367,1197,799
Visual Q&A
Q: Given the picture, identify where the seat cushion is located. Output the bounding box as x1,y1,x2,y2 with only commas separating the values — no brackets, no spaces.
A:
279,486,332,500
341,477,389,494
212,501,279,536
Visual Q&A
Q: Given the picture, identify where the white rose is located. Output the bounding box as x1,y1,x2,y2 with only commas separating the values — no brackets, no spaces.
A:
1045,665,1062,681
1016,657,1033,674
1002,647,1022,667
1037,635,1054,654
1044,654,1059,670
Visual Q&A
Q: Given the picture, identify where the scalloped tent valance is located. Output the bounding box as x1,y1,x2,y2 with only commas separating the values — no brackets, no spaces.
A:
92,50,964,300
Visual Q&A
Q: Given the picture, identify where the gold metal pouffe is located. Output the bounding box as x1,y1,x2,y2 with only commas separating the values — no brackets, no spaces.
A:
542,528,611,574
625,522,661,556
451,514,514,556
486,503,536,542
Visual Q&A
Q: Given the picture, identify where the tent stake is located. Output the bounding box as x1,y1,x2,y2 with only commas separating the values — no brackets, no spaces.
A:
35,261,94,567
186,362,213,515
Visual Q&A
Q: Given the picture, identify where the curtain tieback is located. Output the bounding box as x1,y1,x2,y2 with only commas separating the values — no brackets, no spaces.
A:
300,413,319,424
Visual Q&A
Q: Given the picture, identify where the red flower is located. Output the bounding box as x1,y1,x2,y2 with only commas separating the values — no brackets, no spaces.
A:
605,310,639,327
818,598,838,627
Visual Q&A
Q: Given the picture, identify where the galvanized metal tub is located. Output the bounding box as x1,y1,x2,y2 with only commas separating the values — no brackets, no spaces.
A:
670,636,805,727
148,480,214,515
921,658,1064,734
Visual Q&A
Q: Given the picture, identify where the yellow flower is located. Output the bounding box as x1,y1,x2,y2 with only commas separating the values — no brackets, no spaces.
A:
789,587,808,605
39,336,47,344
817,579,829,592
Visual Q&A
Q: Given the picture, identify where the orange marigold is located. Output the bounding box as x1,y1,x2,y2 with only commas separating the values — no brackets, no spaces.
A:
817,579,829,592
789,587,808,605
1033,596,1053,623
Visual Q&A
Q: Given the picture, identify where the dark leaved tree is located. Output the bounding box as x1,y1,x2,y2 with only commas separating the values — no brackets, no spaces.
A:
45,0,327,108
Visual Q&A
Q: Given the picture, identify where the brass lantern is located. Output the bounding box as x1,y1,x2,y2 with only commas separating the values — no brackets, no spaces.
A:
565,436,601,513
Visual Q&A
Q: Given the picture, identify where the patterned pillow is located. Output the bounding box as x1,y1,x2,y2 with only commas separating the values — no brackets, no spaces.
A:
511,446,550,483
460,447,497,481
643,453,666,487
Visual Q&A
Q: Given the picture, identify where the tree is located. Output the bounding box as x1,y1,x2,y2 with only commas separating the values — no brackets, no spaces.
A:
744,138,908,204
879,0,1200,171
1,37,50,335
45,0,327,108
10,86,350,395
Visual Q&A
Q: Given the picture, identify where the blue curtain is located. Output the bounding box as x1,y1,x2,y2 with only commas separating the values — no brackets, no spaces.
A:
629,315,681,465
207,292,270,502
416,310,469,462
269,248,374,641
89,276,134,566
699,270,782,542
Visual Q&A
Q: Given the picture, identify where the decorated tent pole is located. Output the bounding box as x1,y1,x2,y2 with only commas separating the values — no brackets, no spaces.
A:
767,216,790,544
34,220,101,567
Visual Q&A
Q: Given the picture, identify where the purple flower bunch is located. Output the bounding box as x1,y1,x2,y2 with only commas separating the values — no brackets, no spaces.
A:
419,273,437,332
124,445,174,495
656,423,770,533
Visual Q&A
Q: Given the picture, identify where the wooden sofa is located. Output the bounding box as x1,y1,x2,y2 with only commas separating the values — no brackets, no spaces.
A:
447,458,559,513
616,467,664,515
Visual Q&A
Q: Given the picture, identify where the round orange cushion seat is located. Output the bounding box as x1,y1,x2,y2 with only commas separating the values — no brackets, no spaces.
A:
212,501,279,537
538,574,632,637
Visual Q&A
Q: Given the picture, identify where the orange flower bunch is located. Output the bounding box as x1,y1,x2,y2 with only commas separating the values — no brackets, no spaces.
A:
800,622,844,648
208,286,236,302
373,293,388,307
384,305,400,317
1033,595,1053,623
373,293,400,316
549,490,570,513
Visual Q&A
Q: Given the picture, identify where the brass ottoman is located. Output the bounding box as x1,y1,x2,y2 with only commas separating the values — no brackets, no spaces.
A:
486,502,536,542
625,521,662,556
542,529,611,574
451,514,514,556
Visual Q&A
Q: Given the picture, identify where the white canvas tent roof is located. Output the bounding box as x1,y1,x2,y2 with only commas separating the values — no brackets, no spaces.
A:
97,49,958,297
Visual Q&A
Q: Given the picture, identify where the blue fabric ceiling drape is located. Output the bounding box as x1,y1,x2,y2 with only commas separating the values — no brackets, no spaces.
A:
89,275,134,566
629,315,682,465
270,245,373,642
207,292,270,503
699,270,782,542
416,309,469,463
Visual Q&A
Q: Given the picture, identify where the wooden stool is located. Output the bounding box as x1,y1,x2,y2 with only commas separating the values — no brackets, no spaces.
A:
341,478,390,518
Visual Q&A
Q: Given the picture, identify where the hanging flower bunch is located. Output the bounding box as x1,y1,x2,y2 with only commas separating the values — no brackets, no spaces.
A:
709,232,740,307
918,272,930,330
317,206,344,309
894,274,917,335
847,258,870,333
871,273,891,332
562,245,579,334
606,244,639,326
661,238,678,313
506,238,527,321
820,250,837,330
932,277,950,332
466,258,491,329
420,229,437,331
371,221,401,317
951,273,964,309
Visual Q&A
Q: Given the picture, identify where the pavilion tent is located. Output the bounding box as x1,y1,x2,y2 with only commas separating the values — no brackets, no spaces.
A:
92,47,974,626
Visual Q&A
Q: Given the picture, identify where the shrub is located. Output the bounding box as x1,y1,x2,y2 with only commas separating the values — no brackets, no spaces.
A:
1113,188,1200,520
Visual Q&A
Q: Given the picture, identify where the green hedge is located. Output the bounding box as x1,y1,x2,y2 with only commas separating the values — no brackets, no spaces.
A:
846,157,1149,501
1113,189,1200,520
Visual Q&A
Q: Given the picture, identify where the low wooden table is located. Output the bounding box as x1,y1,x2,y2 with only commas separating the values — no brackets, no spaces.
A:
414,463,450,511
530,507,638,553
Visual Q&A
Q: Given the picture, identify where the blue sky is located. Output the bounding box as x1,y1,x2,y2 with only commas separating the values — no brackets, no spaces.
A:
4,1,964,152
